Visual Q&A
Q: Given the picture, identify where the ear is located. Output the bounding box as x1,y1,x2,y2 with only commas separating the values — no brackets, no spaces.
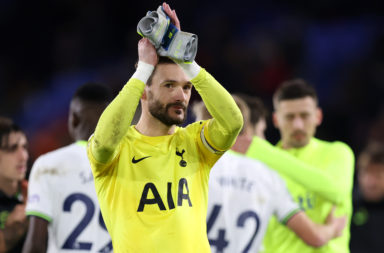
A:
316,108,323,126
272,112,279,128
71,112,80,129
141,86,149,100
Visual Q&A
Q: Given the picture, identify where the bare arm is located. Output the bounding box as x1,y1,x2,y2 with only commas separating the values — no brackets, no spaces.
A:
22,216,48,253
286,208,346,248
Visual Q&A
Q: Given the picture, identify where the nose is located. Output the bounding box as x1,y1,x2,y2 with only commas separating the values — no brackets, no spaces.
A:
292,116,304,129
362,173,378,187
17,147,29,162
174,86,188,102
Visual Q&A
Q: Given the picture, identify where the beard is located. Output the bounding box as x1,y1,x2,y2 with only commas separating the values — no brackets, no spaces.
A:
148,99,187,126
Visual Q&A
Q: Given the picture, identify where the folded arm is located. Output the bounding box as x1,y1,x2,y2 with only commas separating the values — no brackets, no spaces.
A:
247,137,355,204
287,208,346,247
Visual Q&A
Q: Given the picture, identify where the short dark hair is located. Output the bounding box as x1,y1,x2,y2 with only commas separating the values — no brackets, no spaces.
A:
235,93,268,126
73,82,112,103
135,56,176,86
0,117,23,150
273,79,318,108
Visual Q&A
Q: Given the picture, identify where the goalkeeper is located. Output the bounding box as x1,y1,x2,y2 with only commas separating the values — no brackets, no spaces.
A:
87,2,242,253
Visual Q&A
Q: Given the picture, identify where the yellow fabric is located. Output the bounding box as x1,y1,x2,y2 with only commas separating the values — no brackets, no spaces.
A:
88,67,242,252
91,77,145,164
88,122,219,252
191,68,242,151
249,138,355,253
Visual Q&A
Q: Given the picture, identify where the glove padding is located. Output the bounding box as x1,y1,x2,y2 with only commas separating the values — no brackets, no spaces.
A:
137,6,170,49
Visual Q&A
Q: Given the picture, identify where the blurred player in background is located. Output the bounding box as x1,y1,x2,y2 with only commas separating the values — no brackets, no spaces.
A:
194,95,346,252
87,3,242,252
22,83,113,253
235,93,268,139
0,117,29,252
351,141,384,253
246,79,355,253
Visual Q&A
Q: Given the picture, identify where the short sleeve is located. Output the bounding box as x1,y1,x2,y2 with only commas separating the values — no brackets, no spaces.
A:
25,157,53,222
271,171,301,224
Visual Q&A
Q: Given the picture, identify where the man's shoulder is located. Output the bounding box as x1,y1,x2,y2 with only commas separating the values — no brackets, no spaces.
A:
181,120,208,132
314,138,354,157
217,151,283,183
174,120,208,140
31,143,87,176
37,143,82,161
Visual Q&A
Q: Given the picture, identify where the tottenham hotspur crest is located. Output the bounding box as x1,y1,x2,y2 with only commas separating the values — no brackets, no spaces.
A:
176,148,187,167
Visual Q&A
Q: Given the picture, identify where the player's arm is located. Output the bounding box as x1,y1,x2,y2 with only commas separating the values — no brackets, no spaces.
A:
21,217,48,253
88,39,156,166
286,208,346,248
188,67,243,152
247,137,354,204
163,4,243,153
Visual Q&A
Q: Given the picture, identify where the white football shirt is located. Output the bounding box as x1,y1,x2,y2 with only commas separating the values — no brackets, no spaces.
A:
26,141,113,253
207,150,300,253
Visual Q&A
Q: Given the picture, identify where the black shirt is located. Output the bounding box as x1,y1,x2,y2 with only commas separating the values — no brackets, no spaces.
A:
0,188,25,253
350,189,384,253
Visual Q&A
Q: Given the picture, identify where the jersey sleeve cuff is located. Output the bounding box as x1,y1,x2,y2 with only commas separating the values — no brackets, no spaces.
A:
281,208,302,225
200,120,225,154
177,61,201,80
26,210,53,222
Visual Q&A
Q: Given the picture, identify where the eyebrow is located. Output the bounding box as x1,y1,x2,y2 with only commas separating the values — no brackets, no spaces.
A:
161,80,192,85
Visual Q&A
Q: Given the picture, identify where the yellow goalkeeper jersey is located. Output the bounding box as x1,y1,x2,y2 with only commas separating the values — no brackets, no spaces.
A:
88,121,221,253
87,65,242,253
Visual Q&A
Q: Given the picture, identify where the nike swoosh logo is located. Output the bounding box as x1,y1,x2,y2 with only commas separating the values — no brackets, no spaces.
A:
132,156,151,164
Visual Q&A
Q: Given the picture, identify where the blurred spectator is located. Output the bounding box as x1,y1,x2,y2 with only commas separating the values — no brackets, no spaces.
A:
351,141,384,253
0,117,29,252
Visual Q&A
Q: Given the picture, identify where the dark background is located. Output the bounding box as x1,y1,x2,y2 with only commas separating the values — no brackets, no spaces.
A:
1,0,384,164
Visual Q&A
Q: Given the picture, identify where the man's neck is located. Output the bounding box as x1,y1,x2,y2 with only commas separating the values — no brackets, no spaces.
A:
231,134,253,154
0,177,18,197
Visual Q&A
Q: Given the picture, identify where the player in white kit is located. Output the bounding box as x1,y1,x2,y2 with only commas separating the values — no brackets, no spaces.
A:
193,95,347,253
22,83,113,253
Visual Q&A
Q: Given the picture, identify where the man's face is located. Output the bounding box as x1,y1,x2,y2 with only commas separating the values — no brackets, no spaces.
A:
273,96,322,149
145,64,192,126
0,131,28,182
358,162,384,202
